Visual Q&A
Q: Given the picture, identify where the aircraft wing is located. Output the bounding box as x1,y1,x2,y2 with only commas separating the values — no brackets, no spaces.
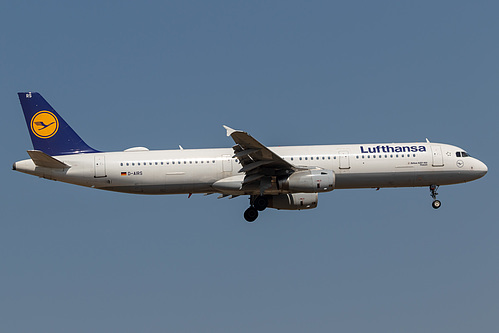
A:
223,126,297,192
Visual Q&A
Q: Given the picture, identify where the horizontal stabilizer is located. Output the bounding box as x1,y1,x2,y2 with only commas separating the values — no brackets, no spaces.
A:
27,150,70,168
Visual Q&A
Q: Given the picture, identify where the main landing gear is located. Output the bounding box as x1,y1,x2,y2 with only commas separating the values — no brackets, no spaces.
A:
430,185,441,209
244,196,268,222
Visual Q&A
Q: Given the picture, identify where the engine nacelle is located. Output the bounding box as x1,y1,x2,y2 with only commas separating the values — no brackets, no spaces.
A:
278,169,335,193
267,193,318,210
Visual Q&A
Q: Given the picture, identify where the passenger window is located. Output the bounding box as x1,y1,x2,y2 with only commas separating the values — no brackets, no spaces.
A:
126,163,129,166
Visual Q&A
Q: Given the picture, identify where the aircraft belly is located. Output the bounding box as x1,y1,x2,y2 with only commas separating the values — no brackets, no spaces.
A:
97,163,222,194
336,169,472,189
335,171,415,189
101,182,214,195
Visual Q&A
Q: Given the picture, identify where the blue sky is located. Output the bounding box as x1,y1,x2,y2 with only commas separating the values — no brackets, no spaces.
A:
1,1,498,332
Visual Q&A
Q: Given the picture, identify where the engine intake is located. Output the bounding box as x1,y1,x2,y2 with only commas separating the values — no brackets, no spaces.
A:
278,169,335,193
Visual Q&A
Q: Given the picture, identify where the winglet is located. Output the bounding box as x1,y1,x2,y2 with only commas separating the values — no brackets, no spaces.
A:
223,125,238,137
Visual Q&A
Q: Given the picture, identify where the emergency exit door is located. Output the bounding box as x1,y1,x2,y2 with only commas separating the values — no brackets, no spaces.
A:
339,151,350,169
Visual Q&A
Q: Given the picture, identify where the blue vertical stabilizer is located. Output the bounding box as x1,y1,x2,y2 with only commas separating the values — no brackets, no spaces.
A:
18,92,99,156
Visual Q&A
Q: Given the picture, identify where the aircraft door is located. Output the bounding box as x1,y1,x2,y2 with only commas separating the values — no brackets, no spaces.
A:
339,151,350,169
431,146,444,167
94,155,107,178
222,154,233,176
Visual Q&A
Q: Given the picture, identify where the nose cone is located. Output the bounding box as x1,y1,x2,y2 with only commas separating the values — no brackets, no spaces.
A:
476,160,488,178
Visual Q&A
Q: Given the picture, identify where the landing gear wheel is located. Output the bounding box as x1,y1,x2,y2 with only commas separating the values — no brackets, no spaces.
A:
253,196,268,211
432,200,441,209
429,185,441,209
244,206,258,222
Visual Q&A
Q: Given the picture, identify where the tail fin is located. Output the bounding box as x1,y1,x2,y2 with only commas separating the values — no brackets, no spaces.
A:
18,92,98,156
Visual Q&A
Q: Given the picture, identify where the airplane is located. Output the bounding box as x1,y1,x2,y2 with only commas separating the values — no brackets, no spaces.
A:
13,92,488,222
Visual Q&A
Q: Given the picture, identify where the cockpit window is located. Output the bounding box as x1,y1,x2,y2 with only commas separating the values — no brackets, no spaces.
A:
456,151,470,158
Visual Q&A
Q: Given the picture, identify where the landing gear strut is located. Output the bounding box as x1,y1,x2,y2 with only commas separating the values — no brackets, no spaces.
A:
430,185,441,209
243,196,269,222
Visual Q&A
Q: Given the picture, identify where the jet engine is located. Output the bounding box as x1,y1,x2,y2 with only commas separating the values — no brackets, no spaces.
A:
267,193,318,210
278,169,335,193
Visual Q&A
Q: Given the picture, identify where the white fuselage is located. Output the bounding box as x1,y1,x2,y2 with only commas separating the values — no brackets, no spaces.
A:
13,142,488,196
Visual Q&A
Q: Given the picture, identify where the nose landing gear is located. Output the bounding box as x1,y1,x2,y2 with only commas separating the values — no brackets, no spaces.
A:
430,185,441,209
